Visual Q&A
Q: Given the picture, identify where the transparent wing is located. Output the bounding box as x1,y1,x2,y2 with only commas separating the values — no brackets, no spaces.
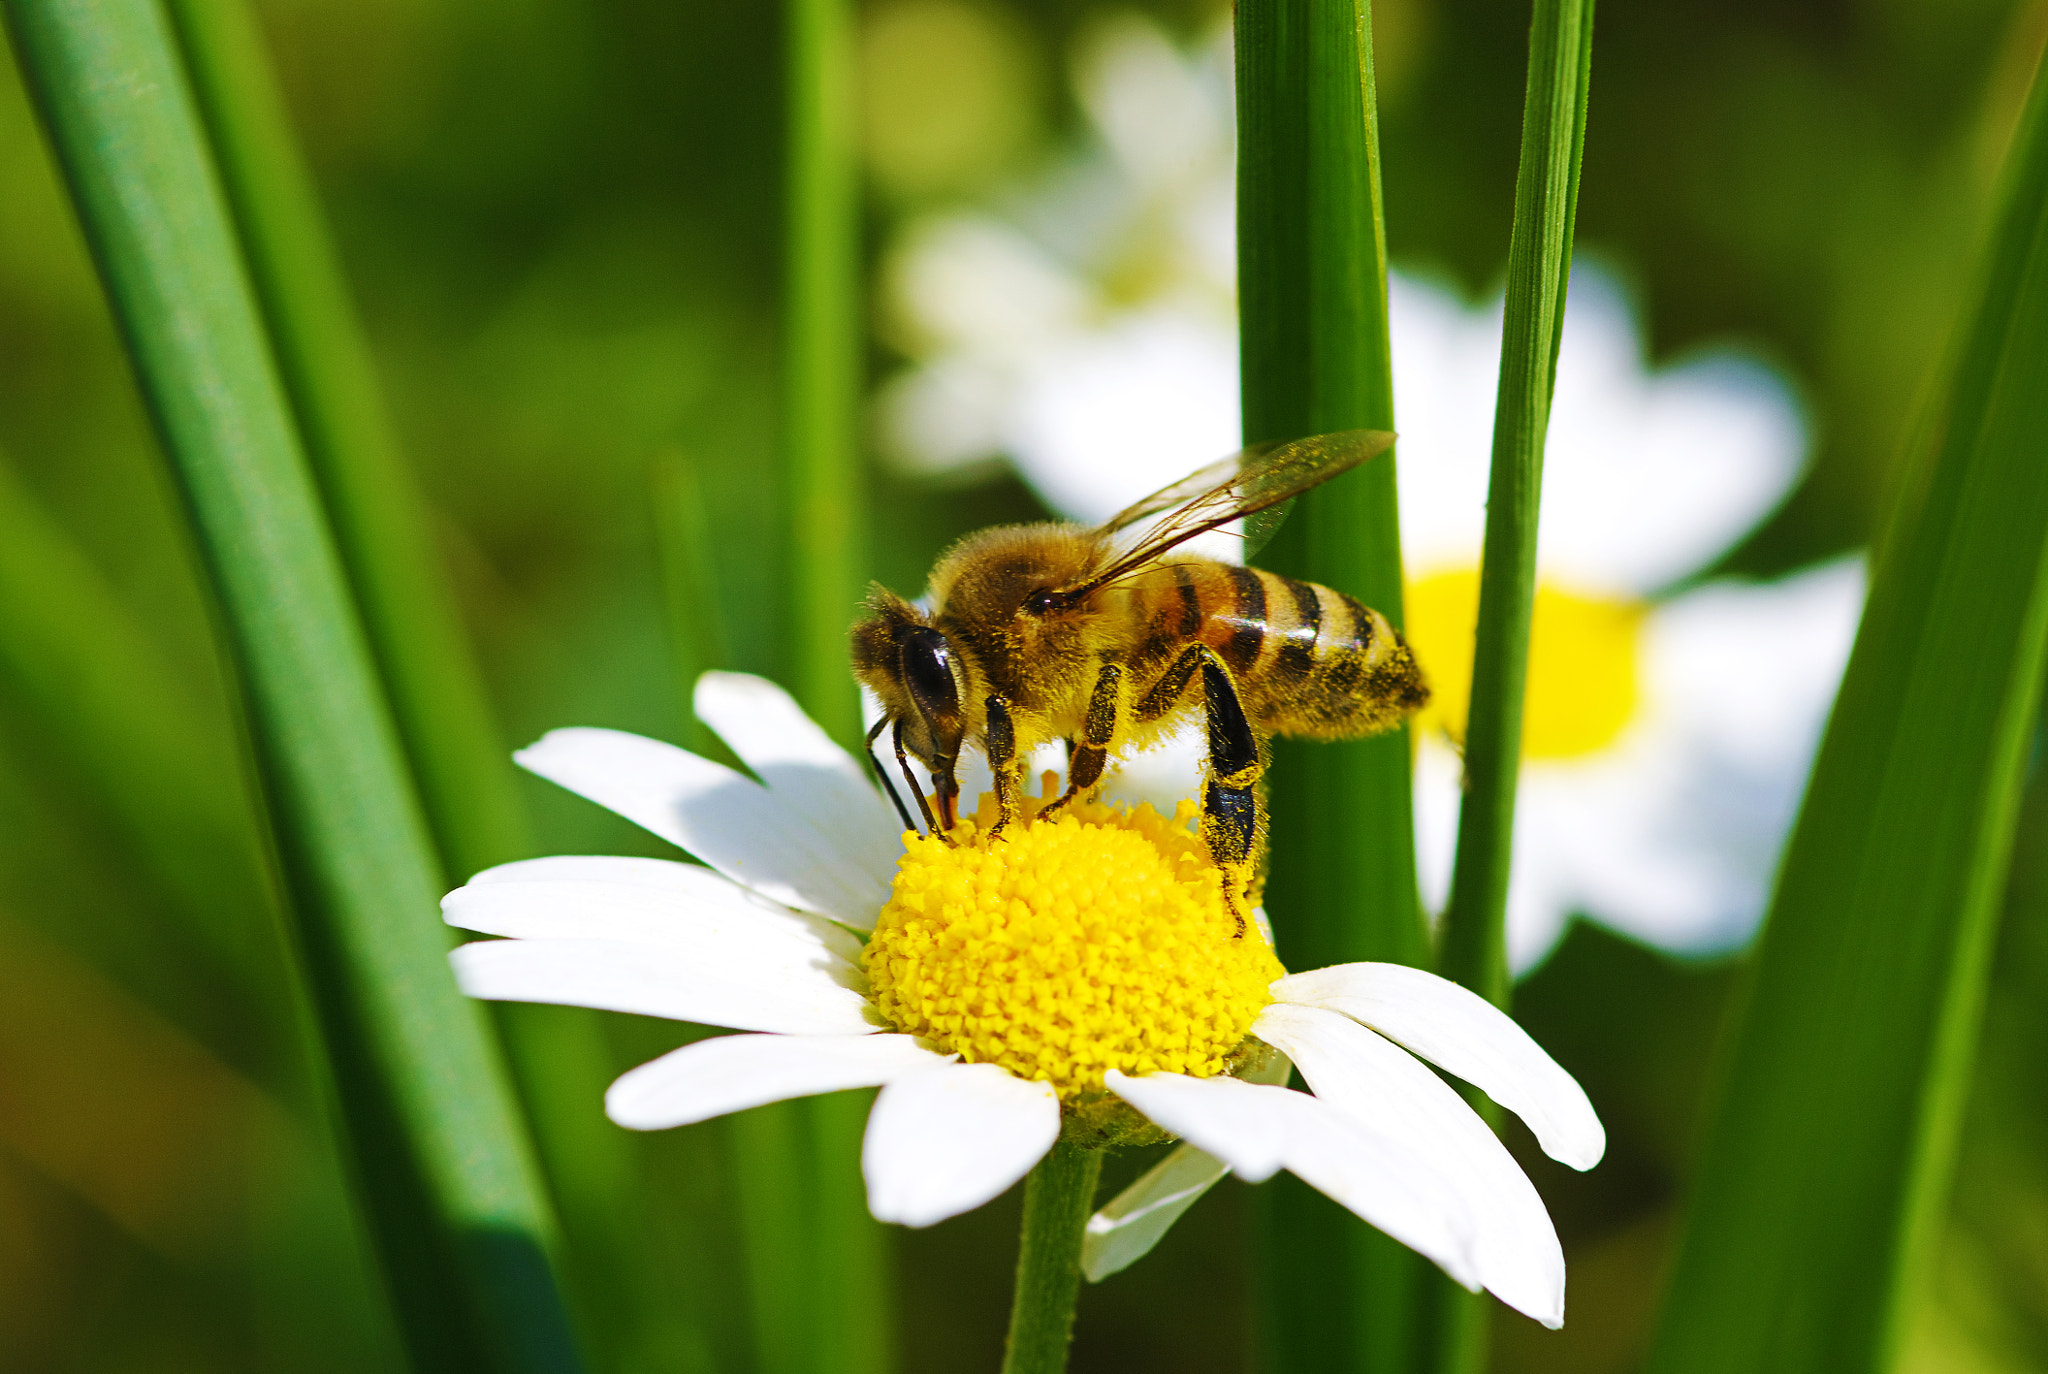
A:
1066,429,1395,596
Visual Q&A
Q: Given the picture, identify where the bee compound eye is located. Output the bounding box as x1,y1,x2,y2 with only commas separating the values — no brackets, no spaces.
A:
901,629,959,718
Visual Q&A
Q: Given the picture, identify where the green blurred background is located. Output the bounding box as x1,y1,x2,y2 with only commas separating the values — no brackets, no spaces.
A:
0,0,2044,1370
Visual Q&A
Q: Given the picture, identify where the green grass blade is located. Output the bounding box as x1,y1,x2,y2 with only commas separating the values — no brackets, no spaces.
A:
785,0,864,747
159,0,525,883
1235,2,1432,1369
0,2,581,1368
725,1101,816,1374
781,0,892,1370
1645,61,2048,1374
149,7,705,1367
1429,5,1593,1366
803,1089,895,1374
1239,0,1420,972
1437,0,1596,1010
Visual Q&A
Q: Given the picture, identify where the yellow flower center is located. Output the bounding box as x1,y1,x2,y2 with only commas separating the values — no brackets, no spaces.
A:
1405,566,1648,760
863,779,1285,1102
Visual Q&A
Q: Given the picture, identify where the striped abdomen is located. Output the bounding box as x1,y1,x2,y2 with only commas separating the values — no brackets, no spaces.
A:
1133,561,1429,739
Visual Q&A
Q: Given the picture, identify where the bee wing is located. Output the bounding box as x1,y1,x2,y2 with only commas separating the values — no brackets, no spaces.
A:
1068,429,1395,595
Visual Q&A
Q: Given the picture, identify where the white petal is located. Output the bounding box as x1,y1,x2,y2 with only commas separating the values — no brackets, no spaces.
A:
1106,1070,1481,1291
1394,266,1806,596
1079,1037,1295,1282
444,871,864,971
1254,1003,1565,1327
863,1063,1060,1228
1270,1097,1484,1295
693,672,904,897
606,1032,951,1130
1539,290,1805,595
471,854,752,895
1390,273,1500,574
450,939,880,1036
1105,1070,1290,1182
1081,1144,1228,1282
514,727,890,926
1271,963,1605,1170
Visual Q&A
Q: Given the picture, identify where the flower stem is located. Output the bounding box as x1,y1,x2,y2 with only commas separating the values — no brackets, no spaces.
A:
1001,1141,1104,1374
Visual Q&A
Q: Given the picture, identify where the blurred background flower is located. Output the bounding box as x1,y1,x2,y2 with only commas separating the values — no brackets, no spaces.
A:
1393,273,1866,974
1,0,2044,1371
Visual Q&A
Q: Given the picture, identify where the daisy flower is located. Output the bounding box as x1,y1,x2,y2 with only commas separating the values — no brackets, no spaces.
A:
878,14,1864,975
444,671,1604,1326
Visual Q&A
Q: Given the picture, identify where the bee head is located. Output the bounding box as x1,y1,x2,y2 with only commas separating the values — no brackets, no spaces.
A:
850,588,966,774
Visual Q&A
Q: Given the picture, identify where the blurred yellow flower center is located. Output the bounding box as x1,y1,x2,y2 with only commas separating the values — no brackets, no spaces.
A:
1405,567,1648,760
863,780,1284,1101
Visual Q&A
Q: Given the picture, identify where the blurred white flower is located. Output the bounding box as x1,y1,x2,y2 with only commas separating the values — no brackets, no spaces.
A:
878,12,1866,973
878,14,1239,508
1392,273,1865,972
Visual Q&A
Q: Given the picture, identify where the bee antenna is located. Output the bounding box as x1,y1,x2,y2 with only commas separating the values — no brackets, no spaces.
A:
865,716,922,834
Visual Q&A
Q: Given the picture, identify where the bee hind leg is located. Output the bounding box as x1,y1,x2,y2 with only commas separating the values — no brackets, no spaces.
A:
1039,663,1122,819
1128,643,1265,928
1196,652,1263,938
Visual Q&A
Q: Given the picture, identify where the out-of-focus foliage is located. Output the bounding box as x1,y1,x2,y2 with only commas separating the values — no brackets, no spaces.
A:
1646,57,2048,1370
0,0,2042,1371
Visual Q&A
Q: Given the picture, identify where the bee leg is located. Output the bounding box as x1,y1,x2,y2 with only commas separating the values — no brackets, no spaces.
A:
985,695,1019,838
1041,663,1122,817
890,718,948,844
865,716,920,834
1197,652,1262,938
1133,645,1205,723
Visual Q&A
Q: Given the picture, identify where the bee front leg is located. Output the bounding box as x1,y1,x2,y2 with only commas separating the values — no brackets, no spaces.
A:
985,695,1019,838
1041,663,1122,818
890,718,949,844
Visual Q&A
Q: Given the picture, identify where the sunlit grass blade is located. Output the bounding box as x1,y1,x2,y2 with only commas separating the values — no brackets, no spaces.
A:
1645,61,2048,1374
1438,0,1595,1012
786,0,865,748
781,0,892,1370
0,2,581,1368
1234,1,1430,1368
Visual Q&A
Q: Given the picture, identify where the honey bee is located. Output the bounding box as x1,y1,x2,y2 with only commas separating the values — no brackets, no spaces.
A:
851,430,1429,924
